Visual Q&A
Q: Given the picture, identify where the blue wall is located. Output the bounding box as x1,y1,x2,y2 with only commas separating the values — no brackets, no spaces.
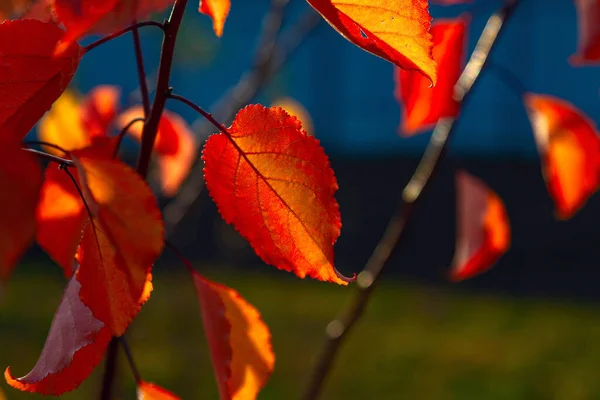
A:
72,0,600,157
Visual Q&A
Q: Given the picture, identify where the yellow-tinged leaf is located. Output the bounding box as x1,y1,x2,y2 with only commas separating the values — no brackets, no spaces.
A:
199,0,230,37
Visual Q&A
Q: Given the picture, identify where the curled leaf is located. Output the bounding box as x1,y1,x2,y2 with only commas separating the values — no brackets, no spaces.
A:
306,0,436,84
450,170,510,281
524,93,600,219
199,0,230,37
5,275,112,395
192,272,274,400
203,105,354,285
396,16,467,135
138,381,180,399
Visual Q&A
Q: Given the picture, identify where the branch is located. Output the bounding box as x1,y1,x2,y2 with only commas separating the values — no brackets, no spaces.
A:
300,2,521,399
84,21,165,53
132,23,151,117
120,337,142,384
99,338,119,400
22,148,74,166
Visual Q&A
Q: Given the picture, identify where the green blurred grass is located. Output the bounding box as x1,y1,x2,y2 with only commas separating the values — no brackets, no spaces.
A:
2,263,600,399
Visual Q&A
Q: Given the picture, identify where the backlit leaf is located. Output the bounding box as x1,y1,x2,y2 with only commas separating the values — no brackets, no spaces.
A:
119,106,197,196
0,142,41,282
81,85,120,137
524,93,600,219
306,0,436,84
53,0,173,53
199,0,230,37
138,381,180,399
72,147,164,335
203,105,354,285
192,272,274,400
395,17,467,135
0,0,35,20
571,0,600,65
5,274,112,395
0,19,82,139
450,170,510,281
36,164,86,277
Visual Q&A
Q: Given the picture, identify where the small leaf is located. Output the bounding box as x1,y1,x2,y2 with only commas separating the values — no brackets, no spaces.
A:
203,105,354,285
524,93,600,219
199,0,230,37
450,170,510,281
571,0,600,65
81,85,121,137
0,142,41,282
119,106,197,196
192,271,274,400
306,0,436,85
5,274,112,395
0,19,82,139
71,147,164,335
395,16,467,135
138,381,181,400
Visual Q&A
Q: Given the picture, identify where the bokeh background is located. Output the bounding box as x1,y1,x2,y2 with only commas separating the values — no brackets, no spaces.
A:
4,0,600,398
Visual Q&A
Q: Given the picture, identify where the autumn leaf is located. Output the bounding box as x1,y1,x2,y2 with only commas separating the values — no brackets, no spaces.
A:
53,0,173,53
199,0,230,37
270,97,315,137
81,85,120,137
395,17,467,135
119,106,197,196
0,0,35,19
138,381,180,400
5,274,112,395
0,142,41,282
450,170,510,281
71,147,164,335
203,105,354,285
306,0,436,85
0,19,82,139
571,0,600,65
192,271,274,400
524,93,600,219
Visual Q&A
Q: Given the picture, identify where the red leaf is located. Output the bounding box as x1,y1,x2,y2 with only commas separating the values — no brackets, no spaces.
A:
36,164,86,277
571,0,600,65
450,170,510,281
81,85,121,137
53,0,173,53
524,93,600,219
199,0,230,37
395,16,467,135
0,19,82,139
0,142,41,282
119,107,197,196
203,105,354,285
138,381,180,399
306,0,436,85
72,147,163,335
192,272,274,400
5,274,112,395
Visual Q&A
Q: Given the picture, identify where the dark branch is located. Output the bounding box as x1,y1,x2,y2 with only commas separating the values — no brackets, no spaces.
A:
22,148,74,167
132,23,151,117
300,2,521,399
84,21,165,53
120,337,142,384
99,338,120,400
113,117,145,159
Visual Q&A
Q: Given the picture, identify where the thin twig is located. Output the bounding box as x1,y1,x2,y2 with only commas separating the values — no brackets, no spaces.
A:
132,23,151,117
84,21,165,53
22,148,74,166
23,140,70,155
120,337,142,384
300,2,521,399
113,117,145,158
99,338,120,400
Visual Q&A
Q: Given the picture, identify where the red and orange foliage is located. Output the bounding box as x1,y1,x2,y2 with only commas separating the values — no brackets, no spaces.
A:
524,93,600,219
192,271,274,400
138,381,181,399
203,105,354,285
306,0,437,84
571,0,600,65
199,0,231,37
395,16,467,135
450,170,510,281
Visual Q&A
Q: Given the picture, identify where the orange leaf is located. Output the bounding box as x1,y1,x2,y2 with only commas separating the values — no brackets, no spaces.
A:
450,170,510,281
81,85,121,137
138,381,180,400
5,274,112,395
306,0,436,85
36,164,86,277
571,0,600,65
71,147,164,335
0,142,41,282
203,105,354,285
0,19,82,139
524,93,600,219
119,107,197,196
53,0,173,53
199,0,230,37
192,272,274,400
395,16,467,135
